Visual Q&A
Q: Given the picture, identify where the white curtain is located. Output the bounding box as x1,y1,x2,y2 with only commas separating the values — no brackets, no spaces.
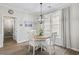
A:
62,7,71,48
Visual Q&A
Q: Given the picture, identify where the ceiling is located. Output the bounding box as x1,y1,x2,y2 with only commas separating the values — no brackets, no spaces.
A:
0,3,71,15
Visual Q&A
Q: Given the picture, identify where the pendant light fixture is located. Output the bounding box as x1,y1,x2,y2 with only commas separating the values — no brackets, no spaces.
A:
40,3,43,24
38,3,44,36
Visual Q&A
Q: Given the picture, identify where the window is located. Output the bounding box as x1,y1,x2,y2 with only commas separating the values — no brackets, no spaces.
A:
51,10,62,39
43,14,51,36
43,10,62,39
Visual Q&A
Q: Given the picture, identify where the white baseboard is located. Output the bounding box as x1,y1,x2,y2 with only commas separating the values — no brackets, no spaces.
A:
17,40,27,43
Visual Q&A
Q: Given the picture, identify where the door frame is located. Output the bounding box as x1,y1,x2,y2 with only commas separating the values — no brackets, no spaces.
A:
2,16,17,47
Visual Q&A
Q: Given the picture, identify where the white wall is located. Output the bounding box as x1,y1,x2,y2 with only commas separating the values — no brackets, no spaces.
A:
0,6,35,48
0,16,3,48
70,4,79,51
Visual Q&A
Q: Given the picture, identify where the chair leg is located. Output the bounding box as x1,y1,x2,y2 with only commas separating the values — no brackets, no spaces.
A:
33,46,35,55
41,45,42,52
49,45,51,55
28,45,30,52
53,45,55,55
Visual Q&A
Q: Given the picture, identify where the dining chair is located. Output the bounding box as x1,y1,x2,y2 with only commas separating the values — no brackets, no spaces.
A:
40,31,51,54
50,32,57,54
41,32,57,55
27,30,39,55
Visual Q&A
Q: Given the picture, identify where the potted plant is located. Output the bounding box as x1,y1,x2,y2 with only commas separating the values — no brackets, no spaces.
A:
39,28,43,36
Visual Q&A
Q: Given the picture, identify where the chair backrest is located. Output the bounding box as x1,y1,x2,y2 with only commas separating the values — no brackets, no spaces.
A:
43,31,51,37
50,32,57,45
27,30,36,41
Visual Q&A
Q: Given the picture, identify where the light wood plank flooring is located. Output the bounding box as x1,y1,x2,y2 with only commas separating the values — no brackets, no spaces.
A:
0,38,79,55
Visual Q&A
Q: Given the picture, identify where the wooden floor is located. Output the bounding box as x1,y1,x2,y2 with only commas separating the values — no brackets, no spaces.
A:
0,38,79,55
0,37,29,55
4,37,17,48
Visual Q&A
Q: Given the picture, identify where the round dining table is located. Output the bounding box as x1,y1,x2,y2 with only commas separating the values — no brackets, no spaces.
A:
33,35,51,54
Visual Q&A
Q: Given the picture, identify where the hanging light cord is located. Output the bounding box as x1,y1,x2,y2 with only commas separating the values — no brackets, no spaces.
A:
40,3,42,24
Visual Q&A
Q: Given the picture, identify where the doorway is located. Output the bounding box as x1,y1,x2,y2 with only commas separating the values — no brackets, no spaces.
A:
3,16,17,47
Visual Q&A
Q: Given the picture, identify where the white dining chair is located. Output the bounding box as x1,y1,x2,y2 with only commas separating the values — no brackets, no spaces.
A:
41,32,57,55
40,31,51,54
50,32,57,54
27,30,39,55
